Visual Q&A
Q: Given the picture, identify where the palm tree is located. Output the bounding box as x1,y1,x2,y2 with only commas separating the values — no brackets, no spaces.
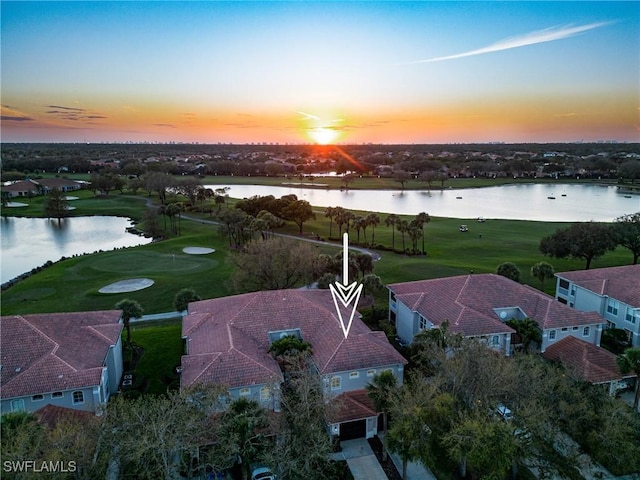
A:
530,261,555,292
415,212,431,255
397,219,409,252
617,347,640,410
385,214,399,251
116,299,143,345
407,219,423,254
366,370,397,462
506,317,542,353
362,274,384,314
352,216,365,243
366,213,380,246
324,207,336,239
220,398,269,480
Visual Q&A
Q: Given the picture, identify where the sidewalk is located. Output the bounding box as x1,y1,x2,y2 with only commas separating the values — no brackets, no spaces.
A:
378,433,438,480
331,438,388,480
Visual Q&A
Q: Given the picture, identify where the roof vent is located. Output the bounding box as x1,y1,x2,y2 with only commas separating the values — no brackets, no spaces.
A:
15,367,21,373
58,374,64,379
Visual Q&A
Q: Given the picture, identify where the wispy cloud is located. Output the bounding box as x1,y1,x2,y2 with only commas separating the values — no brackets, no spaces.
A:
45,104,108,122
406,21,614,64
1,105,35,122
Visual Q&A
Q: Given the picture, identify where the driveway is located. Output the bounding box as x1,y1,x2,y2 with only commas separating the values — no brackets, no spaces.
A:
331,438,388,480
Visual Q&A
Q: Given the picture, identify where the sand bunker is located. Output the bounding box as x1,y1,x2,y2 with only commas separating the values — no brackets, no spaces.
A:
183,247,215,254
65,196,79,200
6,202,28,207
99,278,154,294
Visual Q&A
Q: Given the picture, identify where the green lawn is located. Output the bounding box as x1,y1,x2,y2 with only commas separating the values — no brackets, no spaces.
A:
1,189,634,316
126,319,183,395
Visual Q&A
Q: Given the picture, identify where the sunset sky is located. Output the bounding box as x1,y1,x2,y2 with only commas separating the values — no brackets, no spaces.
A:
1,1,639,144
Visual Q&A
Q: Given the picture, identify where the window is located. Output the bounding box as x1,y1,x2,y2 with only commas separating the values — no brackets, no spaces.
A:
330,377,341,391
559,279,570,289
390,292,396,302
491,335,500,346
349,371,360,379
572,327,579,331
389,311,396,326
606,321,616,329
557,297,567,305
32,394,44,402
607,300,619,316
72,391,84,404
570,285,576,296
260,387,270,401
367,369,376,377
549,330,557,341
11,399,25,412
239,388,251,397
419,316,429,330
561,327,568,332
625,307,636,324
51,392,63,399
583,326,590,337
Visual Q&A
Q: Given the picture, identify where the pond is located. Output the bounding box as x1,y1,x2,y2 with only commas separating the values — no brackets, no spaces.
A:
1,216,152,284
209,183,639,222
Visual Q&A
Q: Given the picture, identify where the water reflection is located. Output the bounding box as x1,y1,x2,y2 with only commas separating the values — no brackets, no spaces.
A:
1,216,151,284
207,183,638,221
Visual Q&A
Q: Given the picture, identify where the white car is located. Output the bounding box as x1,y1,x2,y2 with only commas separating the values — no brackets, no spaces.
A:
251,467,276,480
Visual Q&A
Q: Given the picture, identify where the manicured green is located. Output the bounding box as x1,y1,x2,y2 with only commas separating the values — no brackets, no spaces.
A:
1,188,634,317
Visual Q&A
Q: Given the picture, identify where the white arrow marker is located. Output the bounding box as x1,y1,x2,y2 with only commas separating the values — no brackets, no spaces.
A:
329,233,363,339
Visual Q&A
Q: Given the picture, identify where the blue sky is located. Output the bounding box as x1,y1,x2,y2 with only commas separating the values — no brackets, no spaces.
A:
1,1,638,144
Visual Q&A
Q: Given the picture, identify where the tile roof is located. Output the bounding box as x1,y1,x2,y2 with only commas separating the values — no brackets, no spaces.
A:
34,404,98,429
181,290,407,390
542,336,636,384
556,265,640,307
389,274,604,335
328,389,377,424
1,311,122,399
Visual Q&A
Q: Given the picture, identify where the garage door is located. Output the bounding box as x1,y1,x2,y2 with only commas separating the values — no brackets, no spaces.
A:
340,419,366,440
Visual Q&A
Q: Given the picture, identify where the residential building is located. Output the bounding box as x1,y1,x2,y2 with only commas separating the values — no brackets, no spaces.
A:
180,289,407,439
554,265,640,347
388,274,605,353
34,178,83,194
1,180,39,199
543,336,636,396
1,311,124,414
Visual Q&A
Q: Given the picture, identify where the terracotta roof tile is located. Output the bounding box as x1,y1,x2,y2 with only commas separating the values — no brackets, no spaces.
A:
556,265,640,307
389,274,604,336
329,389,377,423
543,336,637,384
1,311,122,399
181,290,406,390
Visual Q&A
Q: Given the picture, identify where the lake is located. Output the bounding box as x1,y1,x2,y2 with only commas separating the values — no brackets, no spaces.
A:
209,183,639,222
1,216,152,284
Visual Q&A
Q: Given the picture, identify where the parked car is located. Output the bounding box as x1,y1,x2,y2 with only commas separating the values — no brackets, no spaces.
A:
495,403,513,421
251,466,276,480
459,224,469,232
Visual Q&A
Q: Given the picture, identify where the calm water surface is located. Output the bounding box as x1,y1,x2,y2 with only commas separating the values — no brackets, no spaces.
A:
210,183,639,222
1,216,151,284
